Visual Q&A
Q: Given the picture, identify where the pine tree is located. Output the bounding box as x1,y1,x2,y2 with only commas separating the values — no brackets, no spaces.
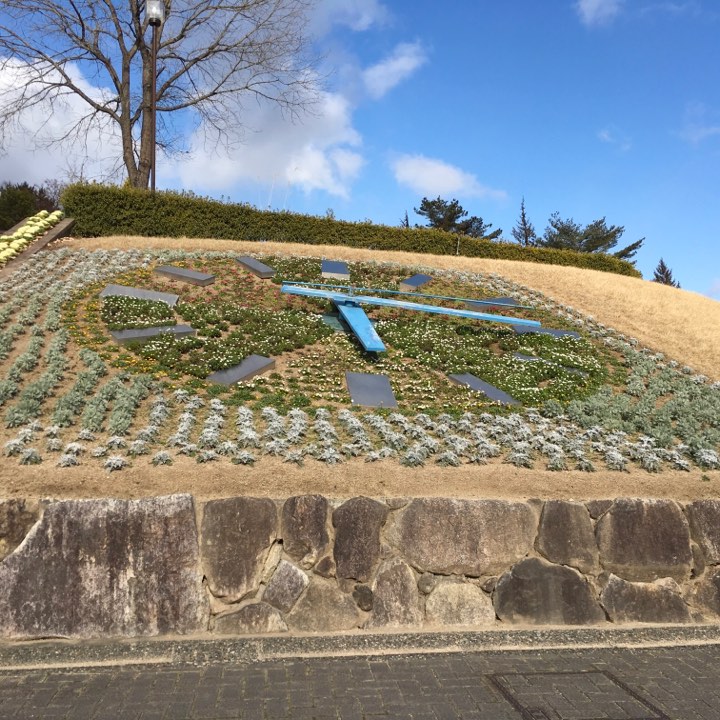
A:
538,212,644,262
653,258,680,288
413,197,502,239
511,198,537,246
400,211,410,228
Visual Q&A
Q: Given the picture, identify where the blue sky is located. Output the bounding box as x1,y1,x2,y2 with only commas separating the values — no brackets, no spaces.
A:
2,0,719,298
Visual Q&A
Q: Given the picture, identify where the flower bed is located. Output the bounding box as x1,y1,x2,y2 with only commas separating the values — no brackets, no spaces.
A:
75,255,609,412
0,247,717,472
0,210,64,267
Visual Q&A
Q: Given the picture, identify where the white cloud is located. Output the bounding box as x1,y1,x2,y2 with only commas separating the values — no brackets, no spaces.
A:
311,0,389,35
575,0,624,26
679,102,720,144
390,154,506,200
0,58,365,200
163,91,364,199
597,126,632,151
0,59,123,185
362,42,428,100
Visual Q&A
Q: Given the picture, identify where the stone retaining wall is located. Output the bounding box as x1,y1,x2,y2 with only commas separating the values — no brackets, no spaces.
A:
1,495,720,639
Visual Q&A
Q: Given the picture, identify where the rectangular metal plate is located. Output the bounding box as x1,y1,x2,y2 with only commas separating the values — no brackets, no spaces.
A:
466,296,519,310
206,355,275,385
110,324,195,344
488,671,669,720
346,372,398,408
99,284,180,307
154,265,215,286
513,325,580,339
399,273,432,292
236,256,276,279
448,373,520,405
321,259,350,280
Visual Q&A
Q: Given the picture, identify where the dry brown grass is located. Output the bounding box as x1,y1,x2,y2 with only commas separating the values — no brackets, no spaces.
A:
62,235,720,380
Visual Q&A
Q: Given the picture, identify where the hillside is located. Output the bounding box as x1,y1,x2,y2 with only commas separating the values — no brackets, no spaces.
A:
0,234,716,502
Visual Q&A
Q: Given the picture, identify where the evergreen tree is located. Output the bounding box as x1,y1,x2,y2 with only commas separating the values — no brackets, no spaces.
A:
538,212,644,261
400,210,410,228
653,258,680,288
0,182,55,231
511,198,537,246
414,197,502,239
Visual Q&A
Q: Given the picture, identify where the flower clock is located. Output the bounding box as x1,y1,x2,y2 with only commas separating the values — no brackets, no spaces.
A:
82,254,612,415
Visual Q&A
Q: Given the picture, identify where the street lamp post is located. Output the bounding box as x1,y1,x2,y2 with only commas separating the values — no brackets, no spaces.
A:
146,0,165,193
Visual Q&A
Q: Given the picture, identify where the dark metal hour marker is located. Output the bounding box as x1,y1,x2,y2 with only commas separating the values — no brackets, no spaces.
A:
99,284,180,307
448,373,520,405
110,324,195,344
154,265,215,286
346,372,398,408
321,260,350,280
399,273,432,292
206,355,275,385
236,256,276,279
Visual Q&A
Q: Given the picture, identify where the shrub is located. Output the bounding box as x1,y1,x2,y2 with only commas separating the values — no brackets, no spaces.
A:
0,181,56,231
61,184,641,278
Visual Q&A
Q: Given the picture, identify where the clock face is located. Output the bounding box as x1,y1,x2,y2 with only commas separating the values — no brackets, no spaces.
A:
82,254,608,414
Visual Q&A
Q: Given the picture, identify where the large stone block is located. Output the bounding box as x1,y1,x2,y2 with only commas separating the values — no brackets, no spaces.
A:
425,581,495,627
213,602,287,634
366,558,422,628
332,497,388,582
596,499,692,582
201,497,278,602
281,495,329,568
0,495,208,639
262,560,309,613
286,577,360,632
536,500,599,574
686,568,720,618
601,574,690,624
386,499,536,577
687,500,720,566
494,557,605,625
0,499,39,561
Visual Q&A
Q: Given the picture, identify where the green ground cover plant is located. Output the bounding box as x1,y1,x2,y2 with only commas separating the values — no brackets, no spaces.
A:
70,254,609,414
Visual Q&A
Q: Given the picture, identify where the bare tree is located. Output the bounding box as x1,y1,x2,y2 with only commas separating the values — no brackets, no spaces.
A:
0,0,321,188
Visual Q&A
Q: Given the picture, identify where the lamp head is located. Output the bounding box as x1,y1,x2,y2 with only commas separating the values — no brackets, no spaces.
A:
146,0,164,27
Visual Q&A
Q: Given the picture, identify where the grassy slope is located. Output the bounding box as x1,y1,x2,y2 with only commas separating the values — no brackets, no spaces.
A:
69,236,720,381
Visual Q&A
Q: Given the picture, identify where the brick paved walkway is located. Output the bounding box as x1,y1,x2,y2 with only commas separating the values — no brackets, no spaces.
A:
0,644,719,720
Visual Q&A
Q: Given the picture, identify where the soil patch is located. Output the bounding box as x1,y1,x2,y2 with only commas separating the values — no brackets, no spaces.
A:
1,457,718,502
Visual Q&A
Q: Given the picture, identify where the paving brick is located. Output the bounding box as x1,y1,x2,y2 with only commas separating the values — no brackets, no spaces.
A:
6,644,720,719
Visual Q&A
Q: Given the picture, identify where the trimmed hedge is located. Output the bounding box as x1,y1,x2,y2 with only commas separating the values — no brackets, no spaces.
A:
61,184,642,278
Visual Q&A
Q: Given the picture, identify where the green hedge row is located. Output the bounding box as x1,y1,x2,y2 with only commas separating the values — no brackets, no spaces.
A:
61,184,642,278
